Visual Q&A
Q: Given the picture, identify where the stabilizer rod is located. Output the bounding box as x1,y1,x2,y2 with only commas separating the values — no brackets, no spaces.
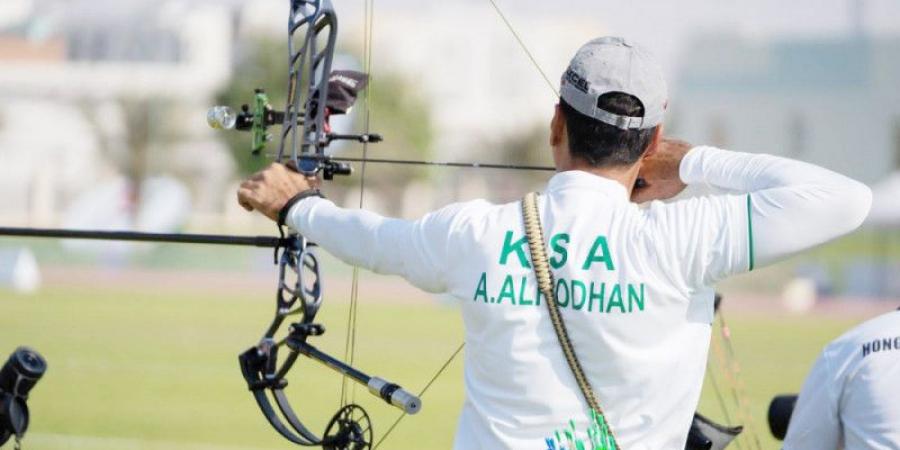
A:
0,227,288,248
291,340,422,415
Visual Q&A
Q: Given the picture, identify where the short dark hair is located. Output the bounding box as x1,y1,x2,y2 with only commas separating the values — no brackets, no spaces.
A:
559,92,658,167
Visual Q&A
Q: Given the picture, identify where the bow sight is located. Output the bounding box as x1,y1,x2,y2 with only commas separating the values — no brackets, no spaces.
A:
207,7,382,182
207,85,374,180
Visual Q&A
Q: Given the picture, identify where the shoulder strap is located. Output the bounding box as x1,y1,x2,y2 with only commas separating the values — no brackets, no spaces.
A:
521,192,620,449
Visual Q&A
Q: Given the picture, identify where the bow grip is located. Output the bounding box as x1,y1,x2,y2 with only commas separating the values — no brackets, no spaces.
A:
367,377,421,414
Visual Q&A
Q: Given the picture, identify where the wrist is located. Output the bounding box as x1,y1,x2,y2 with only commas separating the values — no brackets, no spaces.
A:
278,188,325,227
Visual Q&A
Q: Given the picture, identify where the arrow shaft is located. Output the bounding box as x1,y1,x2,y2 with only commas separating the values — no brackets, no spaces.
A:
329,156,555,172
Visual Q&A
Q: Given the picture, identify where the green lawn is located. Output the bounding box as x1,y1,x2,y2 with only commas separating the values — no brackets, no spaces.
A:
0,283,862,449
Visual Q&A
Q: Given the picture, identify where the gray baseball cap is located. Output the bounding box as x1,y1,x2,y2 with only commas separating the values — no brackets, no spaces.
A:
560,36,667,130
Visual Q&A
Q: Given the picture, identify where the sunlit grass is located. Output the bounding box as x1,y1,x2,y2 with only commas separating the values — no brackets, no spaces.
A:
0,283,863,449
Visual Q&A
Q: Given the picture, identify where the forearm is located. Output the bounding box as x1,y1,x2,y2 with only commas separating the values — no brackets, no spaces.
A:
287,198,406,271
680,146,861,192
680,146,872,266
284,197,449,293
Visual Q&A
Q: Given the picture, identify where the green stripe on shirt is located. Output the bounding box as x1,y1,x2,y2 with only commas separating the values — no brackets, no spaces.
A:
747,194,755,271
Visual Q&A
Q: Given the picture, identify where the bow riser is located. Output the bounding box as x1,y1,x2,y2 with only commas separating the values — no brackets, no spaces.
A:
282,0,337,174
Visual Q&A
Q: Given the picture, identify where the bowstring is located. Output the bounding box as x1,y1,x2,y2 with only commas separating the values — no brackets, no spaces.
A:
708,323,746,450
716,309,763,450
341,0,376,410
486,0,559,99
373,342,465,449
704,357,737,431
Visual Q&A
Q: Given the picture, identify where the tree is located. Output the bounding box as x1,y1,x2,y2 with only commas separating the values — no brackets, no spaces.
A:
215,38,433,214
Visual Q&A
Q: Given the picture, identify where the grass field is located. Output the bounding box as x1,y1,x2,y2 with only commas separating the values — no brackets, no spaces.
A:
0,275,872,450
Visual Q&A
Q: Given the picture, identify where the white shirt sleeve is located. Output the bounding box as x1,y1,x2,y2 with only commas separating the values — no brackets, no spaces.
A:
781,352,842,450
285,198,477,293
656,146,872,288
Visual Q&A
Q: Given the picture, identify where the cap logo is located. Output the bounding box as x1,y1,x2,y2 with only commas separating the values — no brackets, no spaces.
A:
563,68,589,94
329,73,360,88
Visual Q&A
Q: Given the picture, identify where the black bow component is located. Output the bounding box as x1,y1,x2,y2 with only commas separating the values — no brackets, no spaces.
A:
685,413,743,450
311,70,370,116
236,235,419,448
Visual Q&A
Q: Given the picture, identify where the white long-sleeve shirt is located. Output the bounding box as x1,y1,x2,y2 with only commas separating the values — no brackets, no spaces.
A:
783,311,900,450
286,146,872,449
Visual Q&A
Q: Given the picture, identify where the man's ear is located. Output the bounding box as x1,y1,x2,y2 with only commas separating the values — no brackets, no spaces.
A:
550,104,565,147
640,125,664,160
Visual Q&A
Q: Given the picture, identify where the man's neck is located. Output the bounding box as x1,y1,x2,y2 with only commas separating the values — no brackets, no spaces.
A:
559,161,640,197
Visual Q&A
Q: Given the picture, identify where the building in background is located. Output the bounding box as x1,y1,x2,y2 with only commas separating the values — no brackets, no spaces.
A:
672,34,900,184
0,0,231,102
0,0,234,227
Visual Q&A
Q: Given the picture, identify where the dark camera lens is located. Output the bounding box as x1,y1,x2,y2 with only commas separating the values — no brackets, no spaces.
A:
12,348,46,379
768,394,799,440
0,347,47,398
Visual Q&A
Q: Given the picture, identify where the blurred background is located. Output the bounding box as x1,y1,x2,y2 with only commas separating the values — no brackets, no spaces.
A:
0,0,898,448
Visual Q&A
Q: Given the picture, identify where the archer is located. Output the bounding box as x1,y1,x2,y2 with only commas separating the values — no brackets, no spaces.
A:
238,36,871,449
773,308,900,450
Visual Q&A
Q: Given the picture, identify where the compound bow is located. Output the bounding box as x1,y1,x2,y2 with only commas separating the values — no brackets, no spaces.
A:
213,1,423,448
206,1,556,447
